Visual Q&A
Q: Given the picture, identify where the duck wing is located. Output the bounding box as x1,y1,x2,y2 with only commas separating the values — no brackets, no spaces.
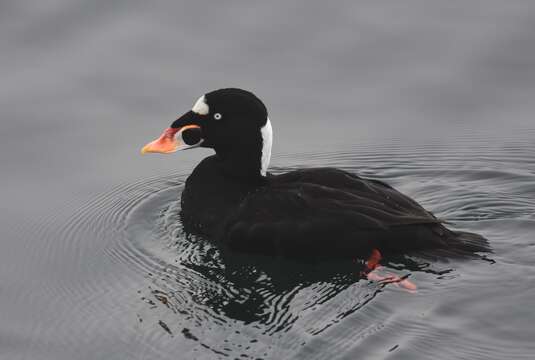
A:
272,167,439,225
220,168,448,257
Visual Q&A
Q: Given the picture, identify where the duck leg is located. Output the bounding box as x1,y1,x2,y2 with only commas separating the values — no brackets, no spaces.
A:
362,249,417,292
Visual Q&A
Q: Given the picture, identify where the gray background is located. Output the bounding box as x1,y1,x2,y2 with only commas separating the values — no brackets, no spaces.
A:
1,1,535,359
3,0,534,210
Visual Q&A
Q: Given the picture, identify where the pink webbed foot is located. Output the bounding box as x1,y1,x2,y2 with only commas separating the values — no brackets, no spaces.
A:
361,249,417,293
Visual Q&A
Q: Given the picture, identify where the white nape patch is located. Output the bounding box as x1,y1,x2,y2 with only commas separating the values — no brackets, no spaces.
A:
260,118,273,177
192,95,209,115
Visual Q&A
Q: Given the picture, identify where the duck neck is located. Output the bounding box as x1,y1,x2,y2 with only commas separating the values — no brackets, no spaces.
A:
215,118,272,183
216,147,264,183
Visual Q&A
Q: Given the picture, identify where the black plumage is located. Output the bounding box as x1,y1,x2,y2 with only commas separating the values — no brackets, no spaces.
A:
182,162,489,258
144,88,490,259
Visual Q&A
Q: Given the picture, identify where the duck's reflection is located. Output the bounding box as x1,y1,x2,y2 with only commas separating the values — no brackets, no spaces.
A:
146,236,450,327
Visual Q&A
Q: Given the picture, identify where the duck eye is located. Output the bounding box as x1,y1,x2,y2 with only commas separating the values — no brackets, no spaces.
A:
213,113,222,120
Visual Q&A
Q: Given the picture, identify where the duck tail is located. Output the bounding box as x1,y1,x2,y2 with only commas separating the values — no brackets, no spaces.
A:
449,230,491,254
415,228,492,260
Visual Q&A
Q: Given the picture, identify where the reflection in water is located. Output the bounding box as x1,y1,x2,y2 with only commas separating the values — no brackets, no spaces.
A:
21,141,535,359
115,162,455,357
4,1,535,357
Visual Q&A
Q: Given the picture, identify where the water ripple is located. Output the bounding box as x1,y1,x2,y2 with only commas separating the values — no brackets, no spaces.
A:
32,136,535,359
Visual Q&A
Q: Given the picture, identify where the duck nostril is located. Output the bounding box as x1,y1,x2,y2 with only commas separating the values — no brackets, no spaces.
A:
182,127,203,145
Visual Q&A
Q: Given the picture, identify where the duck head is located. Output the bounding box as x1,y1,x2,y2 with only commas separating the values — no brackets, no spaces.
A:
142,88,272,179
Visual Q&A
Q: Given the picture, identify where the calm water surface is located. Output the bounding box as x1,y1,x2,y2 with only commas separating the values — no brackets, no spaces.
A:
2,1,535,359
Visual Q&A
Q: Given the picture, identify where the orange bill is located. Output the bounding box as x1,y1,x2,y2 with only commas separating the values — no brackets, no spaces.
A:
141,125,201,154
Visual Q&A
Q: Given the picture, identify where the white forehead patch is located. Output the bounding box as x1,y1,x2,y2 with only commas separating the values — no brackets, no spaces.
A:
192,95,209,115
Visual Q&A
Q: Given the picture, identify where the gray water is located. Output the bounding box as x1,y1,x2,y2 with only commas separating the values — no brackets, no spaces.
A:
2,1,535,359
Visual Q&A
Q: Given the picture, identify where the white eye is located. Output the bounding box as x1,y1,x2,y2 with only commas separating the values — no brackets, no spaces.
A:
213,113,222,120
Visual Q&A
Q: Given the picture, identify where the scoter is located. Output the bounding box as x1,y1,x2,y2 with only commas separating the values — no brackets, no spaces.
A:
141,88,489,272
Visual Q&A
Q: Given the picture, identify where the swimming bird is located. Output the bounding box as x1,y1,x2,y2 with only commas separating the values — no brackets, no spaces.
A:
141,88,489,267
